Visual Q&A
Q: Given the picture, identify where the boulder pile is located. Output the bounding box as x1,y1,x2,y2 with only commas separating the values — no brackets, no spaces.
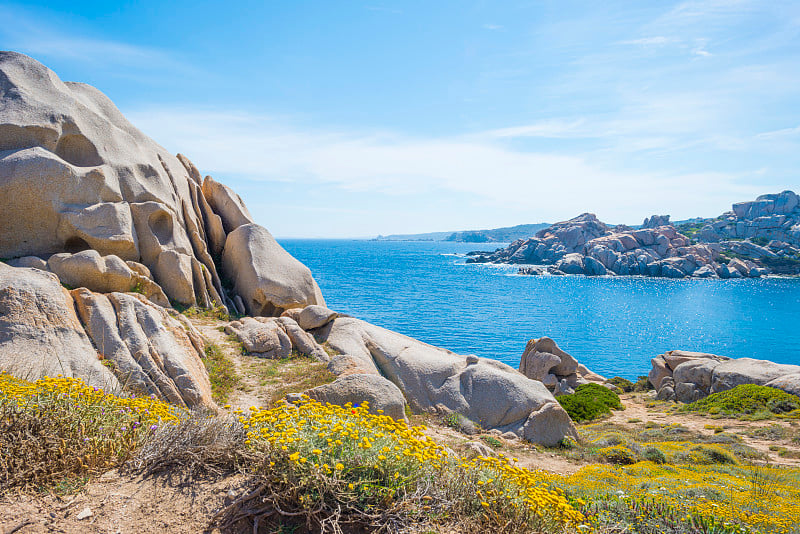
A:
468,191,800,278
648,350,800,402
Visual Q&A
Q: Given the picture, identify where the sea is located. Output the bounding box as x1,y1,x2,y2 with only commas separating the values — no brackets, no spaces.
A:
280,239,800,380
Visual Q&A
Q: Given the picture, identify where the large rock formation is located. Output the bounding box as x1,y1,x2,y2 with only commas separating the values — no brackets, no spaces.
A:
648,350,800,402
468,191,800,278
0,51,323,314
305,316,577,446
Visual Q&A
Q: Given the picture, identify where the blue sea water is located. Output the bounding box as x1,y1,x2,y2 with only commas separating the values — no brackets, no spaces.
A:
280,239,800,379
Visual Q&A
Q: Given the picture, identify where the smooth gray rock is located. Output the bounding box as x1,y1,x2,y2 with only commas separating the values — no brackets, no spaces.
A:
47,250,169,307
304,374,407,421
297,304,339,330
7,256,48,270
765,374,800,397
315,317,577,444
225,317,292,359
710,358,800,394
519,337,579,378
222,224,326,316
275,316,329,362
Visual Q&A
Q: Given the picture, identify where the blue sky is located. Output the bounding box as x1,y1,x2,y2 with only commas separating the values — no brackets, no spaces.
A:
2,1,800,237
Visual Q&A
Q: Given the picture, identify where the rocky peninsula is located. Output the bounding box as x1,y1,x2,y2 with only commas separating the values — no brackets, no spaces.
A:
467,192,800,278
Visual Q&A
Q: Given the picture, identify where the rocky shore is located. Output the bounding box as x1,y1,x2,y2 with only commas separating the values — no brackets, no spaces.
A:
467,192,800,278
0,52,577,446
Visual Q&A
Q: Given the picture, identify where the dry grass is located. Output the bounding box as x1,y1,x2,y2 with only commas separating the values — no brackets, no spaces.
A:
127,413,252,477
243,355,336,404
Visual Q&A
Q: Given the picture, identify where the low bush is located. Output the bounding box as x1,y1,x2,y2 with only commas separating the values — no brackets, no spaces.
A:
0,374,182,491
606,376,634,393
226,398,589,533
557,383,623,422
682,384,800,419
633,375,655,392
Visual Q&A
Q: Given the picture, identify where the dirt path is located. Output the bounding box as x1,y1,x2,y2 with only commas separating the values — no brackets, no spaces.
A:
190,317,266,411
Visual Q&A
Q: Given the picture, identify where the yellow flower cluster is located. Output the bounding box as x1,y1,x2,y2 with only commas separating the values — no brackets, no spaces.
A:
0,373,184,425
237,396,591,530
567,460,799,533
462,454,589,528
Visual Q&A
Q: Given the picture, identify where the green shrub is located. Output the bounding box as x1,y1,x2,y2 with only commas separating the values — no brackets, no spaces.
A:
642,446,667,464
607,376,634,393
482,435,503,449
599,445,637,465
682,384,800,419
633,375,655,392
557,384,623,422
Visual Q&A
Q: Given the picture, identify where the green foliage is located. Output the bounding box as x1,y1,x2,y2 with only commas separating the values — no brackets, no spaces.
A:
750,237,769,247
607,376,634,393
482,435,503,449
599,445,636,465
642,446,667,464
129,281,145,294
683,384,800,419
202,342,240,404
634,375,654,392
557,383,623,422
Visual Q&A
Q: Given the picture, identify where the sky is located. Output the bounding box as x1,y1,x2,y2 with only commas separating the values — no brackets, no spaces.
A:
2,1,800,238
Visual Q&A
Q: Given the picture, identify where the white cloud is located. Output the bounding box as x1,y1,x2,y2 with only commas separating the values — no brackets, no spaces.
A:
485,119,588,139
124,107,763,231
483,24,504,31
620,36,677,46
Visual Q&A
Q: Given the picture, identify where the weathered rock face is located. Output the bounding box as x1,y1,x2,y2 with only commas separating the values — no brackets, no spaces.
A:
648,350,800,402
72,288,213,408
0,263,213,408
518,337,606,394
0,263,118,390
311,317,577,446
468,191,800,278
0,51,324,316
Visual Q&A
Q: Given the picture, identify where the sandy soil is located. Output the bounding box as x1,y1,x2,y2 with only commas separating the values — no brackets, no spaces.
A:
0,470,250,534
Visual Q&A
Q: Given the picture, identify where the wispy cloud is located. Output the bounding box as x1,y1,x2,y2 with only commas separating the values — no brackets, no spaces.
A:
619,36,677,46
756,125,800,139
483,24,504,31
0,5,194,76
125,107,763,227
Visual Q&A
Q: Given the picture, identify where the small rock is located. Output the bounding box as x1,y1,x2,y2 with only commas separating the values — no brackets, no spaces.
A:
76,507,93,520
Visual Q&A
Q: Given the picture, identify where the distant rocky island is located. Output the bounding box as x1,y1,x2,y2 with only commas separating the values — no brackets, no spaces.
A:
375,222,550,243
467,192,800,279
